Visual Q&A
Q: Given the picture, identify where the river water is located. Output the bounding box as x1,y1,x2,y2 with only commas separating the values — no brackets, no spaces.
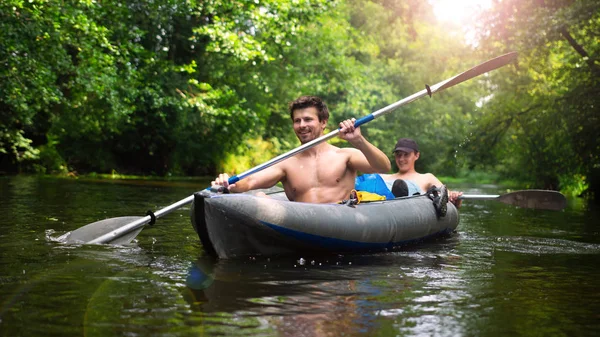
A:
0,175,599,336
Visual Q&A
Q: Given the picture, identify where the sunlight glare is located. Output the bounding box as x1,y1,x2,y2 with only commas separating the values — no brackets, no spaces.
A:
429,0,492,25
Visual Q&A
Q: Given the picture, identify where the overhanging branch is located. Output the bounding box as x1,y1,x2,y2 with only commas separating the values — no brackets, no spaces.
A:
560,27,600,75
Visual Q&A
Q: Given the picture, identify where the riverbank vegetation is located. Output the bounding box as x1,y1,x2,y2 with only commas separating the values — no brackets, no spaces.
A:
1,0,598,198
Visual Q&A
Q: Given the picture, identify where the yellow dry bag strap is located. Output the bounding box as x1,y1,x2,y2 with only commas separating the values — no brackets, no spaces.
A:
356,190,387,202
339,189,387,206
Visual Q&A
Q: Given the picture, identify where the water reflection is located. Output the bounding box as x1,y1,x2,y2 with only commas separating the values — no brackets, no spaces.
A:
182,237,467,336
185,255,361,336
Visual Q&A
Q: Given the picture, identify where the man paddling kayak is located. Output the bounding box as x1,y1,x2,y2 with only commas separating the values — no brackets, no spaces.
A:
211,95,391,203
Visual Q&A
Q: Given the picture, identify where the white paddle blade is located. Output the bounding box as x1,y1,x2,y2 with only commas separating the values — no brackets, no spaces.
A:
62,216,145,245
431,52,518,93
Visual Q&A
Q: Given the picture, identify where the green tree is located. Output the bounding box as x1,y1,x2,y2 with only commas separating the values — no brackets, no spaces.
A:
0,0,336,175
467,0,599,196
4,0,536,191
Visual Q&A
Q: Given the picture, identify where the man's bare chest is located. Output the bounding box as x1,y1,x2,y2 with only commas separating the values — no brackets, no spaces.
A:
286,154,350,186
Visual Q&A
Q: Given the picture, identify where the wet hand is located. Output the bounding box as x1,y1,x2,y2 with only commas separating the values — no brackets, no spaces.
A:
449,190,463,208
211,173,235,190
338,118,361,142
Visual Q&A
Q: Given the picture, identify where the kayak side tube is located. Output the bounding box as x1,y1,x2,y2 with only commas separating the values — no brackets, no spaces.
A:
192,191,459,259
191,191,218,257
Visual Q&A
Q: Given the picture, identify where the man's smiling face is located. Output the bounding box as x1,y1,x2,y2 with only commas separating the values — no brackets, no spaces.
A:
292,107,327,144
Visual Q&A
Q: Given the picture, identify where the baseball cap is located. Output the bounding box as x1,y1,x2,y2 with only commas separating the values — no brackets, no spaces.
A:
393,138,419,153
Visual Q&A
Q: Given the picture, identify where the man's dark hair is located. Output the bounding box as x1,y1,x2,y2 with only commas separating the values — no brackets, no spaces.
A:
288,96,329,122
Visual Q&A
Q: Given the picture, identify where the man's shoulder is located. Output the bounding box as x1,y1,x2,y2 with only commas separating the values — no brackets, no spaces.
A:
335,145,360,154
315,144,354,156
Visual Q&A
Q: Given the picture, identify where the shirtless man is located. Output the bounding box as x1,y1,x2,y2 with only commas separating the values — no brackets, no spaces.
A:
211,95,391,203
380,138,463,207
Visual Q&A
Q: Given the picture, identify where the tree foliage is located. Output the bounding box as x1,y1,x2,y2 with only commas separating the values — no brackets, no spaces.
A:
468,0,599,195
1,0,596,198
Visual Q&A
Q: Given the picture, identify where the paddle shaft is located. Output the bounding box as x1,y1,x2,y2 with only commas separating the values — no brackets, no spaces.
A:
84,52,517,244
87,195,194,244
459,194,502,200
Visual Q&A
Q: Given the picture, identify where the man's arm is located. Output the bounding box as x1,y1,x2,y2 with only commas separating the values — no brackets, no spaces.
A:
338,118,391,173
211,165,286,193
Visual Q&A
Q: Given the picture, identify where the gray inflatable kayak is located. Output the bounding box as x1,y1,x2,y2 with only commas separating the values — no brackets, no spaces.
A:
191,188,459,259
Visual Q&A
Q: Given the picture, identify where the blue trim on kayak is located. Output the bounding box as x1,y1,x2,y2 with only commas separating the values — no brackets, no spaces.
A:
261,221,453,251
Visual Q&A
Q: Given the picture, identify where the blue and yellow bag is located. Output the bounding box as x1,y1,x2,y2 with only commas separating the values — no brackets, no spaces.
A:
354,174,395,200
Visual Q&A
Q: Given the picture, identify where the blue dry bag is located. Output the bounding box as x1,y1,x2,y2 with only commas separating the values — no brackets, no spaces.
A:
355,174,395,200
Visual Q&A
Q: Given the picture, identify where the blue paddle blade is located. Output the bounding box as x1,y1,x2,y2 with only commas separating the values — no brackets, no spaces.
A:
61,216,144,245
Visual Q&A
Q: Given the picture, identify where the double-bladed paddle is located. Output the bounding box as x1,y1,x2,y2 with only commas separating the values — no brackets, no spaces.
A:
63,52,518,245
459,189,567,211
